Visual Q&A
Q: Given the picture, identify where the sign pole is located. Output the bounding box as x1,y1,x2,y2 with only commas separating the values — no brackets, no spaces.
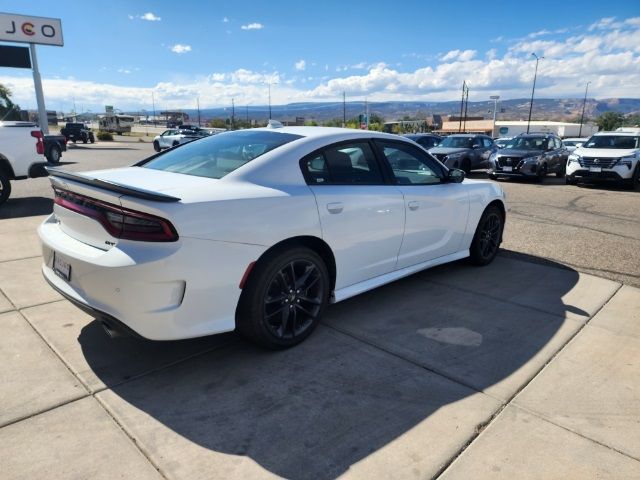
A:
29,43,48,134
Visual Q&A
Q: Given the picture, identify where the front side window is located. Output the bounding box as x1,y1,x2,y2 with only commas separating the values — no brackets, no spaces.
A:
439,136,474,149
377,141,444,185
143,130,302,179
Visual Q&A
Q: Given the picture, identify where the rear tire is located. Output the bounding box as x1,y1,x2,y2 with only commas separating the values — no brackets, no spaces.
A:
237,246,329,349
0,170,11,205
469,205,503,266
47,145,61,163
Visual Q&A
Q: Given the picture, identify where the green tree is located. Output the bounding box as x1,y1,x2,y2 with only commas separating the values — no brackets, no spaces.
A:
596,111,625,131
0,83,21,120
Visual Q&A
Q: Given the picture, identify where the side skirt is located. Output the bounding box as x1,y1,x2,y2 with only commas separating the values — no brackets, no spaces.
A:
332,250,469,303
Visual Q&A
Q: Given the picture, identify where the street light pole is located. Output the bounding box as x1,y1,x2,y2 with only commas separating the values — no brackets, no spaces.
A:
527,53,543,134
490,95,500,137
267,80,278,120
578,81,591,137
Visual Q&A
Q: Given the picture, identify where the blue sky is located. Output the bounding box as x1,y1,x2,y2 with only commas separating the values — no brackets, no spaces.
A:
0,0,639,113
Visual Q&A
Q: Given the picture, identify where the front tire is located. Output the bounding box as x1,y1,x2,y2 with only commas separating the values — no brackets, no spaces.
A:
628,164,640,190
0,170,11,205
469,205,503,266
461,158,471,175
237,246,330,349
153,141,161,152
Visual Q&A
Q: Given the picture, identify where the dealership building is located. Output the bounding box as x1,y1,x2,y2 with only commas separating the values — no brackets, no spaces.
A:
436,119,599,138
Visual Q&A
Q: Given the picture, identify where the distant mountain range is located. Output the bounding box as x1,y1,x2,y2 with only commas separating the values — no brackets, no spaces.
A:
141,98,640,124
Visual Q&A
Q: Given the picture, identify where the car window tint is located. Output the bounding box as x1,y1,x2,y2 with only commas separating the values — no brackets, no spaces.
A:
378,142,443,185
483,138,493,148
321,142,383,185
144,130,302,179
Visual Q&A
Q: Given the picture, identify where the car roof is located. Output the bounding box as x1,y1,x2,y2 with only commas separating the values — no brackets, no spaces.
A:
593,131,640,137
250,125,407,142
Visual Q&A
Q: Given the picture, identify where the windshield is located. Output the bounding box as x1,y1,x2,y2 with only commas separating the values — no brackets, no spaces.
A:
583,135,640,149
439,136,474,148
563,140,580,147
505,137,548,150
143,130,302,179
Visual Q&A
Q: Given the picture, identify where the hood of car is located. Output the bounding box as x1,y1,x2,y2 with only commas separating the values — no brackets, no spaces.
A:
429,147,469,155
573,147,638,158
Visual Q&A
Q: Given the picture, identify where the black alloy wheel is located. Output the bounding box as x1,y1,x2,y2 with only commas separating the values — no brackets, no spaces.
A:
263,259,324,340
237,247,329,349
469,206,503,266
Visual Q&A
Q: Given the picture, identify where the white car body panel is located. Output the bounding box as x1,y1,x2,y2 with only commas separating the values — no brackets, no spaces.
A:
39,126,506,341
0,121,46,177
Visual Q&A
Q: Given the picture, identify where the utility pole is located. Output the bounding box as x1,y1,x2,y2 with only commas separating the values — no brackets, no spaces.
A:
527,53,543,134
151,91,156,126
342,91,346,128
246,105,249,125
365,98,369,130
578,81,591,137
459,81,466,133
197,97,201,127
231,97,235,129
463,85,469,132
490,95,500,137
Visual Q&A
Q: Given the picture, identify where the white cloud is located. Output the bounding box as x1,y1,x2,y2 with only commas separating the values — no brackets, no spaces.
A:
170,44,192,54
222,16,229,23
241,22,263,30
140,12,161,21
117,68,131,74
295,60,306,71
3,16,639,111
441,49,477,62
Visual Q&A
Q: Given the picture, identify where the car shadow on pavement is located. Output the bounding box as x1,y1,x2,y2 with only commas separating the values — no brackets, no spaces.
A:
78,255,586,480
0,197,52,219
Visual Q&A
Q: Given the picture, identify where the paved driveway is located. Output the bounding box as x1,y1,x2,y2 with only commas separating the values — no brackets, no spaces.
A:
1,210,638,479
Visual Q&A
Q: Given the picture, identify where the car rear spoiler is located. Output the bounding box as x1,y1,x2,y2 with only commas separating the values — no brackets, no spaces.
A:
45,167,181,203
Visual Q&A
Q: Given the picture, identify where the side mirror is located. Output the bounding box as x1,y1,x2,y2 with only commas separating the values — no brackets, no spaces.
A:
448,168,465,183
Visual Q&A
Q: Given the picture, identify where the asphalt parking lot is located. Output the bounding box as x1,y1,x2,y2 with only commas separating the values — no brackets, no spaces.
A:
1,137,639,479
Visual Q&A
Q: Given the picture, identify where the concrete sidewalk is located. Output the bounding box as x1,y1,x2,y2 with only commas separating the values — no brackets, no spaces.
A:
1,214,638,479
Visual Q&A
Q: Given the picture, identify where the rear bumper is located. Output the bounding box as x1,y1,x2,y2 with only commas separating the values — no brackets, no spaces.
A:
38,214,266,340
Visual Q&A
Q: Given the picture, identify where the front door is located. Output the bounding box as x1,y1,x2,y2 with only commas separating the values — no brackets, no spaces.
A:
302,141,405,289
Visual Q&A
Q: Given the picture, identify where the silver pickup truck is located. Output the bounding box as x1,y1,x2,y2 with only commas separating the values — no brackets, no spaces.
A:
0,121,49,205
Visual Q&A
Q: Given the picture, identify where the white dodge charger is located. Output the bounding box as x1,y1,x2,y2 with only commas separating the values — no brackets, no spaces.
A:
39,125,506,349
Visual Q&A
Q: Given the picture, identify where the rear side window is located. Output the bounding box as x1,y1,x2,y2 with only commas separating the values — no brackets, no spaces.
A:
143,130,302,179
302,142,384,185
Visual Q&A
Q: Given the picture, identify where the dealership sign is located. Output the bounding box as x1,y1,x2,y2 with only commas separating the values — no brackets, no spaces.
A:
0,12,63,46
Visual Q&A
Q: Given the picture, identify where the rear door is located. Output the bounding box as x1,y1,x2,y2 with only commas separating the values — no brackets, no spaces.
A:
373,139,469,269
301,140,405,290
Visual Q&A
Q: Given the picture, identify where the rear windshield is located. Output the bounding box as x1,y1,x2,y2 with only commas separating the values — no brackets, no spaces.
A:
583,135,640,149
439,136,474,148
142,130,302,179
505,137,548,150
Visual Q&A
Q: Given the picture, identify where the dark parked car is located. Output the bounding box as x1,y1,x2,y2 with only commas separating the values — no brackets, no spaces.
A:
60,122,95,144
428,134,497,173
488,133,568,181
43,134,67,163
403,133,442,150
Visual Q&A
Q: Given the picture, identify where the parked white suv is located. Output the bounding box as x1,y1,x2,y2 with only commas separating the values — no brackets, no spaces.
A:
566,128,640,189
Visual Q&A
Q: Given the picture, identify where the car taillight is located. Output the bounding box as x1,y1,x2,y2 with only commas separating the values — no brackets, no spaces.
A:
53,188,178,242
31,130,45,155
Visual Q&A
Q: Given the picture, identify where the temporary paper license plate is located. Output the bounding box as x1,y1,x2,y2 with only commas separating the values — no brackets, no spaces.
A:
589,167,602,173
503,166,513,172
53,252,71,281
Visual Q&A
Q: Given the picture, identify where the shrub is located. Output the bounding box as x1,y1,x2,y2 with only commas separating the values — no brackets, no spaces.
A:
97,131,113,141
